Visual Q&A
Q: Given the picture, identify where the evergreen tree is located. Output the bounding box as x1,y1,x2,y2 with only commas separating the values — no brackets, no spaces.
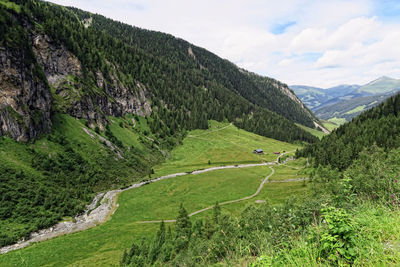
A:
213,201,221,224
174,204,192,252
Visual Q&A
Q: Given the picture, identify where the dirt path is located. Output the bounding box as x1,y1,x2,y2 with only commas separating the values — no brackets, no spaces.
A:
137,166,276,224
269,177,309,183
136,171,309,223
136,168,309,224
136,152,300,224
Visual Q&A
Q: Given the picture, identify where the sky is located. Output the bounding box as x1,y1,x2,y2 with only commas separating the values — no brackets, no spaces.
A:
49,0,400,88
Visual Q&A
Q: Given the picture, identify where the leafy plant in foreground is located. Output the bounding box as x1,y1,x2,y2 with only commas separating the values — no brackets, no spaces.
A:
317,207,358,264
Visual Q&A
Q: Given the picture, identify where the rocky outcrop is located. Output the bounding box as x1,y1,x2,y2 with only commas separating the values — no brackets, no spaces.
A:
1,31,152,142
32,34,82,88
0,46,52,141
32,33,151,130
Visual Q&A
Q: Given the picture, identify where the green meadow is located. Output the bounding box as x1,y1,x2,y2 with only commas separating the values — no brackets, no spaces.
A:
328,117,347,125
295,123,327,139
321,120,339,132
154,121,298,177
0,122,307,266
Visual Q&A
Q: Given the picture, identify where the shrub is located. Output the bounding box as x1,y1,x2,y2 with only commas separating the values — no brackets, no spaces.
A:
316,207,357,264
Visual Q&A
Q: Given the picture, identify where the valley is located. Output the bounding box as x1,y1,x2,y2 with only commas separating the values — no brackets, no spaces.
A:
291,76,400,124
0,121,309,266
1,0,400,266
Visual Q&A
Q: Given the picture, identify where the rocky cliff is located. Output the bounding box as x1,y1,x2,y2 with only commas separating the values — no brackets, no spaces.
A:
0,45,52,141
0,30,151,141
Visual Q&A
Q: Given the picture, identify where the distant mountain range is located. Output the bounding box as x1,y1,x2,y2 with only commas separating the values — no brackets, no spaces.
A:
291,76,400,123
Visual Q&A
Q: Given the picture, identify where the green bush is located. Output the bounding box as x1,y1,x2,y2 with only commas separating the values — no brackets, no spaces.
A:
317,207,358,264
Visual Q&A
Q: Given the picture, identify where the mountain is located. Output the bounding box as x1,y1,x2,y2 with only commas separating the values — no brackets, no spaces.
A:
0,0,320,143
297,92,400,170
290,84,360,110
357,76,400,94
291,77,400,123
0,0,319,246
314,91,399,121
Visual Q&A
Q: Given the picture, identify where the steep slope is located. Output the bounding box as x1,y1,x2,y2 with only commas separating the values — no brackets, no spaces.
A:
82,9,318,128
0,0,319,144
297,92,400,170
0,0,318,247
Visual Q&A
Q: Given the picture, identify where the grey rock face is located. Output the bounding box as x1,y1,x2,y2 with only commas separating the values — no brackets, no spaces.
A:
32,33,152,123
0,46,52,141
0,31,152,141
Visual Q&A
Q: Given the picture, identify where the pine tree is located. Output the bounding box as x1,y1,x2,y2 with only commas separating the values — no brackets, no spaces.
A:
174,204,192,252
148,220,166,263
213,201,221,224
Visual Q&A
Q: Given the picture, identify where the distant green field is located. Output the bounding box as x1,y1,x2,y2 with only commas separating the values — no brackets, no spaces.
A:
154,121,299,177
345,105,366,115
0,121,306,267
295,123,326,139
328,117,347,125
321,120,339,131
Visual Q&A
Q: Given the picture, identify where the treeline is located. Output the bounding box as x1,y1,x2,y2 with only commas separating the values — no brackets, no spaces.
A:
297,93,400,170
20,0,317,143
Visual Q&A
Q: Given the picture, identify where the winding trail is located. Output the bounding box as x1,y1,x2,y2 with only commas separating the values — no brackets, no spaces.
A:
137,166,276,224
0,151,294,254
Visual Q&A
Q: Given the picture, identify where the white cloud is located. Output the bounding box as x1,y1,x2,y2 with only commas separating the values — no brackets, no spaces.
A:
48,0,400,88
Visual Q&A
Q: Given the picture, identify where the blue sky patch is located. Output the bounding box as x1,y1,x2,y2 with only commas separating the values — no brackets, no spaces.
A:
271,21,296,34
374,0,400,21
301,52,323,62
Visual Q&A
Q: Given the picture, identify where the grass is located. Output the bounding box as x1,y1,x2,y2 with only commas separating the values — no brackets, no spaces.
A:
0,121,304,266
0,165,301,267
107,116,144,150
154,121,299,177
0,113,161,250
328,117,347,125
251,202,400,266
321,120,339,132
221,163,310,217
295,123,326,139
345,105,366,115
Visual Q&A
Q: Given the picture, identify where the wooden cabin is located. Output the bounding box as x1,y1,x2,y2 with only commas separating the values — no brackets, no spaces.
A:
253,149,263,154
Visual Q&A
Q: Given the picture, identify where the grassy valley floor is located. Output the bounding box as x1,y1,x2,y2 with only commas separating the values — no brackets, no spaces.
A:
0,122,307,266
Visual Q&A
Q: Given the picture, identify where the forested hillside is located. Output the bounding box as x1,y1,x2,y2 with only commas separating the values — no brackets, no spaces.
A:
12,0,318,144
80,9,317,129
297,93,400,170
